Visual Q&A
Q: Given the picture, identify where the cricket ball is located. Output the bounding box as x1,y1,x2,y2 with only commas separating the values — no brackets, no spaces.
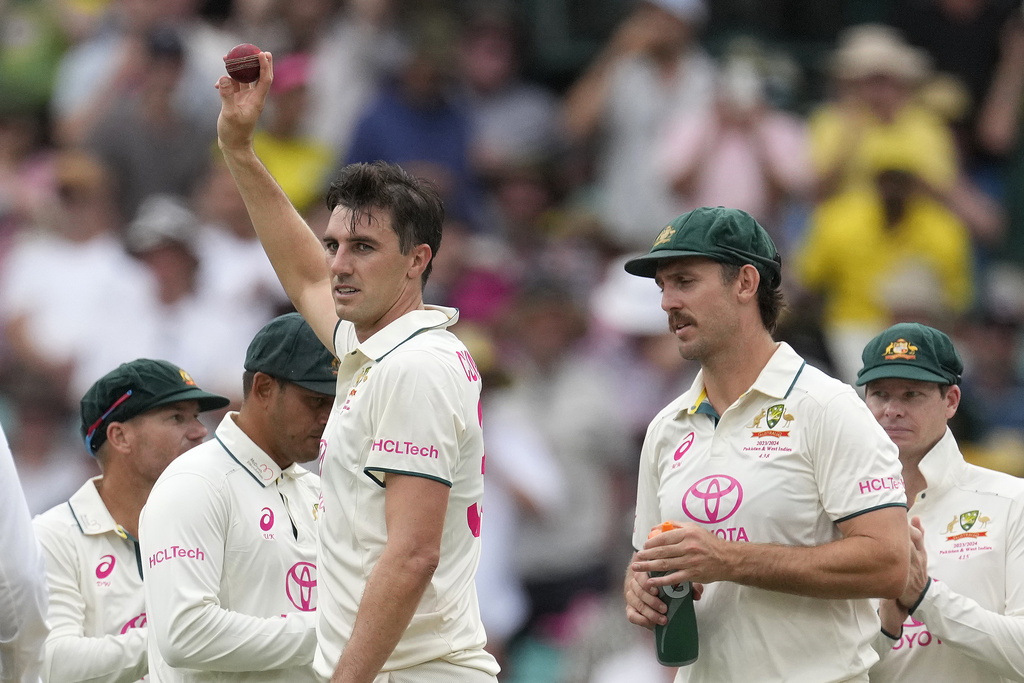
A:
223,43,262,83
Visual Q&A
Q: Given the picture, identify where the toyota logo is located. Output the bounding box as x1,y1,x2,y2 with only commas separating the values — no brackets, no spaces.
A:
120,612,147,634
682,475,743,524
286,562,317,611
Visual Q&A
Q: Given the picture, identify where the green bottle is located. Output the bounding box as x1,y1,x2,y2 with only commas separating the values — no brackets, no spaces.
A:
646,522,698,667
653,575,699,666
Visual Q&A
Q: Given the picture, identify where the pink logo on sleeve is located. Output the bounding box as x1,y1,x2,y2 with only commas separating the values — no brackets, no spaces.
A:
260,507,275,531
857,476,904,495
467,503,482,537
286,562,317,611
370,438,438,458
682,475,743,524
96,554,116,579
457,350,480,382
148,546,206,568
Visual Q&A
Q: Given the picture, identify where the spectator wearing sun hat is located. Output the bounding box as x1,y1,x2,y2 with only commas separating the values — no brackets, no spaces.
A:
795,142,973,386
808,23,957,200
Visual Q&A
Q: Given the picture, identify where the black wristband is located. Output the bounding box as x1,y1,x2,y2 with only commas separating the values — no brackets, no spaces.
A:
897,578,931,615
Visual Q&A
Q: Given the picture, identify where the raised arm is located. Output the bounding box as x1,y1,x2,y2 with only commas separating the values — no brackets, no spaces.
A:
215,51,338,350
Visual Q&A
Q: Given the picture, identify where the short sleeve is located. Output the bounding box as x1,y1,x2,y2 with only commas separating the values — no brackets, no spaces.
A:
632,419,666,552
811,391,907,522
364,350,465,487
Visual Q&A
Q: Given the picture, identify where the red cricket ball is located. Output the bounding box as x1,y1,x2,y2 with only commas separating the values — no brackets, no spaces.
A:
223,43,262,83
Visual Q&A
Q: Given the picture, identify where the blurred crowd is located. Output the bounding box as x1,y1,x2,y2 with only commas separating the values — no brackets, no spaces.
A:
3,0,1024,679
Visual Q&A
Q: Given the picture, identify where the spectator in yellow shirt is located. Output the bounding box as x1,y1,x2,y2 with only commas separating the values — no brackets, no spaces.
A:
809,24,957,200
796,161,973,386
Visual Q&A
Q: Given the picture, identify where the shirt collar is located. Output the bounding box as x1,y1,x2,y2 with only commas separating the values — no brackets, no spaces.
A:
747,342,806,399
68,476,119,536
214,412,310,487
341,305,460,362
681,342,806,415
917,428,965,495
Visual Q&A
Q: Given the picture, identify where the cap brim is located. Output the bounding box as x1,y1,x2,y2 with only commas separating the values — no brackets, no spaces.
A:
855,363,950,386
623,250,715,278
150,387,232,412
292,379,338,396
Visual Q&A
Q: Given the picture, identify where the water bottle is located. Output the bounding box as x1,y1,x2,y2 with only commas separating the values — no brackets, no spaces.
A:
647,522,699,667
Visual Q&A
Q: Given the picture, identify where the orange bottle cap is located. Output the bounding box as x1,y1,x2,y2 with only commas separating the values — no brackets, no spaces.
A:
648,521,681,539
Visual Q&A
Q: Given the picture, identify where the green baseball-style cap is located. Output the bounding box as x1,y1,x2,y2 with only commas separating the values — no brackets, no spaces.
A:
623,206,782,288
244,312,338,395
81,359,231,455
856,322,963,387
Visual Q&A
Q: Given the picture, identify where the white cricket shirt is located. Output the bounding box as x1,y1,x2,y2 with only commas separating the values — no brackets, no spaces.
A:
313,306,499,680
140,413,319,682
632,343,906,683
871,429,1024,682
1,427,48,683
33,477,148,683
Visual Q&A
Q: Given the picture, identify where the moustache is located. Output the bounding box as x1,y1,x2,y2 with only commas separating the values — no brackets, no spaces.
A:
668,312,695,329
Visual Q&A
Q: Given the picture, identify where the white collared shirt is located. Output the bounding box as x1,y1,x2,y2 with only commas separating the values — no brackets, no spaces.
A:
140,413,319,682
871,429,1024,682
33,477,148,683
2,428,48,683
313,306,499,679
632,343,906,683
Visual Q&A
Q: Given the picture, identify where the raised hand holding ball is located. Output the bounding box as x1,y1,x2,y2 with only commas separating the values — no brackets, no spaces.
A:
223,43,262,83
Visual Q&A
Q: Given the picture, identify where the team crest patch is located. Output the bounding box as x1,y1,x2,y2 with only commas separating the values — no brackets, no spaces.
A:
751,404,793,438
179,368,197,386
942,509,991,540
884,338,918,360
939,509,993,560
653,224,676,247
959,510,979,531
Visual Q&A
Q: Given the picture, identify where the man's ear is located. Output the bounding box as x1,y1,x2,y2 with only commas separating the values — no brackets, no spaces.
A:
945,383,962,419
407,243,432,280
250,371,278,402
735,263,761,303
105,422,131,452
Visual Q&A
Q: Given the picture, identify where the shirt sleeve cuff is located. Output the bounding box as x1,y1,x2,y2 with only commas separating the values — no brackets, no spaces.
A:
879,624,902,641
898,578,931,616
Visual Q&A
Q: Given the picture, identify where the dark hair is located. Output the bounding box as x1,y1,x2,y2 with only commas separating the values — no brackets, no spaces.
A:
325,161,444,285
720,262,785,335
